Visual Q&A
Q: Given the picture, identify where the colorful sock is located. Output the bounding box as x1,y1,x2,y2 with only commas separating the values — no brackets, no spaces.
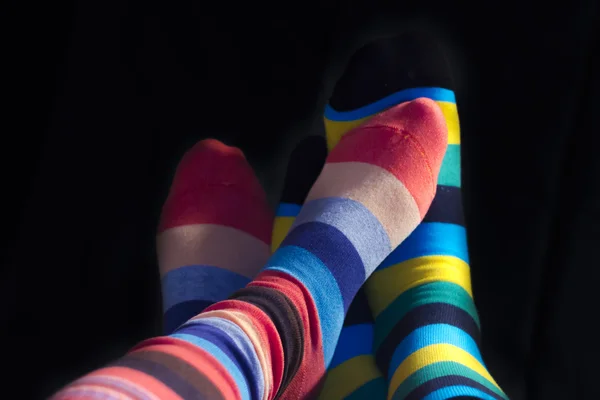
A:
318,31,458,400
326,33,507,400
52,99,448,400
271,136,386,399
266,98,447,399
157,139,273,333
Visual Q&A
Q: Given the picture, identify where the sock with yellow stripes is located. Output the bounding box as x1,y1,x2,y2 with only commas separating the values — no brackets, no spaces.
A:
324,33,508,400
157,139,274,333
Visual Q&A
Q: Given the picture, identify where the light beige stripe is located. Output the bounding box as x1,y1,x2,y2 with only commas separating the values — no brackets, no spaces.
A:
306,162,421,248
157,224,270,278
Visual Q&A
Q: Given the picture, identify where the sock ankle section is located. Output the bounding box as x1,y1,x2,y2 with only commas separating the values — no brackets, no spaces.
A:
157,139,273,333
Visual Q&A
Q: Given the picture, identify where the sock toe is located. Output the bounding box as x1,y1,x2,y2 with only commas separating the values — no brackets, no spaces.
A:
362,98,449,175
159,138,273,244
328,99,448,219
168,138,264,199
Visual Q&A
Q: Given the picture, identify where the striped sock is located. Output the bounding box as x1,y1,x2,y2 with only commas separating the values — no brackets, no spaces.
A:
325,33,507,400
319,32,458,400
271,136,386,399
157,139,273,333
51,99,447,400
262,98,448,399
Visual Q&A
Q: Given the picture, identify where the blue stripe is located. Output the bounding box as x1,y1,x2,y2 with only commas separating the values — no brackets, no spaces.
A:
328,323,374,369
421,385,499,400
171,333,251,400
324,87,456,121
276,202,302,217
161,265,250,311
293,197,391,276
388,324,485,380
378,223,469,269
282,221,365,311
178,317,264,400
265,245,344,366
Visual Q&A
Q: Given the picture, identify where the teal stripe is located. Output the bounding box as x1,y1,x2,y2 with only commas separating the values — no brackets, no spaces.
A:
392,361,508,400
388,324,485,380
265,245,344,366
374,282,480,351
324,87,456,121
438,145,461,188
344,376,387,400
170,333,251,400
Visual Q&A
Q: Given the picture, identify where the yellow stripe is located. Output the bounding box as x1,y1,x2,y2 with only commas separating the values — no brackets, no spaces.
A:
318,355,383,400
438,101,460,145
324,101,460,151
324,116,371,151
365,255,472,317
388,344,502,400
271,216,295,253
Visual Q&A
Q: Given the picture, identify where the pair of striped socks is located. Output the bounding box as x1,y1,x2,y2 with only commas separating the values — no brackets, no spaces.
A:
157,32,506,400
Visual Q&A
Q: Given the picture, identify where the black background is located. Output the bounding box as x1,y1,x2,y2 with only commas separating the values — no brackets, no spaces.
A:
3,1,599,399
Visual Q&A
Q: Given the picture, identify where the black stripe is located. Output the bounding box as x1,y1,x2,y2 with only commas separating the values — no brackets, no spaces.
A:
344,287,374,326
113,352,224,400
376,303,481,376
423,185,465,226
329,32,454,111
229,286,304,396
163,299,214,334
449,397,484,400
404,375,505,400
279,135,327,205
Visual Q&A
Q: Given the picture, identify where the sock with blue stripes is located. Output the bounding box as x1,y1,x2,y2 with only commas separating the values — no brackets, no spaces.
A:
157,139,274,333
269,98,449,398
324,32,508,400
271,135,386,399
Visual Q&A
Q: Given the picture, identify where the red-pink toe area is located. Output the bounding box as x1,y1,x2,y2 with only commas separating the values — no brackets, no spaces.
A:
327,98,448,218
158,139,273,244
